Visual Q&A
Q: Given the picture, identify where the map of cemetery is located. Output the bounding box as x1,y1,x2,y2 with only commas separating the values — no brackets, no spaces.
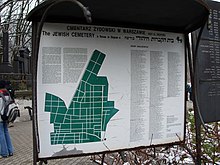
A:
45,50,119,145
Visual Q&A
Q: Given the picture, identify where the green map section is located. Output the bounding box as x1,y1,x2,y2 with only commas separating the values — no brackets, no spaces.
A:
45,50,119,145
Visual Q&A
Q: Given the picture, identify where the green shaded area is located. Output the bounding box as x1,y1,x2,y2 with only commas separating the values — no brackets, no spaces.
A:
45,50,119,145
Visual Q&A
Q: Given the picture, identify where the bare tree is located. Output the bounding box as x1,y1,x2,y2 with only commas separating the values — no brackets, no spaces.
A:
0,0,43,62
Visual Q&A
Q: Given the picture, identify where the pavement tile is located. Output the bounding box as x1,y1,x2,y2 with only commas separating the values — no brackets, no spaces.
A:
0,120,97,165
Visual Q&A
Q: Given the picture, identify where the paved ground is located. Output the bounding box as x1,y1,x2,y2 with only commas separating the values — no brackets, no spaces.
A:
0,99,98,165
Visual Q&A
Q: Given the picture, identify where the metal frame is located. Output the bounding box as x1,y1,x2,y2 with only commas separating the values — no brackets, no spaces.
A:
28,0,209,164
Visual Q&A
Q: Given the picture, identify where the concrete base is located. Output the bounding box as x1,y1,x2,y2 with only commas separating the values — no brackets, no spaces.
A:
0,62,13,73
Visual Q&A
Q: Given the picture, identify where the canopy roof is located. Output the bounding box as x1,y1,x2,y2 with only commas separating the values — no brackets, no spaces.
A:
27,0,209,33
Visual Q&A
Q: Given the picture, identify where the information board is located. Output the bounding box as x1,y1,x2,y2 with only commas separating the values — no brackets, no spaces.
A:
194,0,220,123
37,23,185,158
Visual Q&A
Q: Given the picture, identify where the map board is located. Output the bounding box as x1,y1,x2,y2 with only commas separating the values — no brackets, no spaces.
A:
37,23,185,158
194,0,220,123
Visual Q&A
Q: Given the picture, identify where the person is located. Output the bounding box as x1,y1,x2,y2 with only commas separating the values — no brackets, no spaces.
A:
0,80,14,158
4,80,19,127
5,81,15,101
186,83,192,101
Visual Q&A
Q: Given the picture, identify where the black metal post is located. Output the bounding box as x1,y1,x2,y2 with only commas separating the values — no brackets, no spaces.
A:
186,33,202,165
32,22,38,165
194,104,202,165
101,154,105,165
